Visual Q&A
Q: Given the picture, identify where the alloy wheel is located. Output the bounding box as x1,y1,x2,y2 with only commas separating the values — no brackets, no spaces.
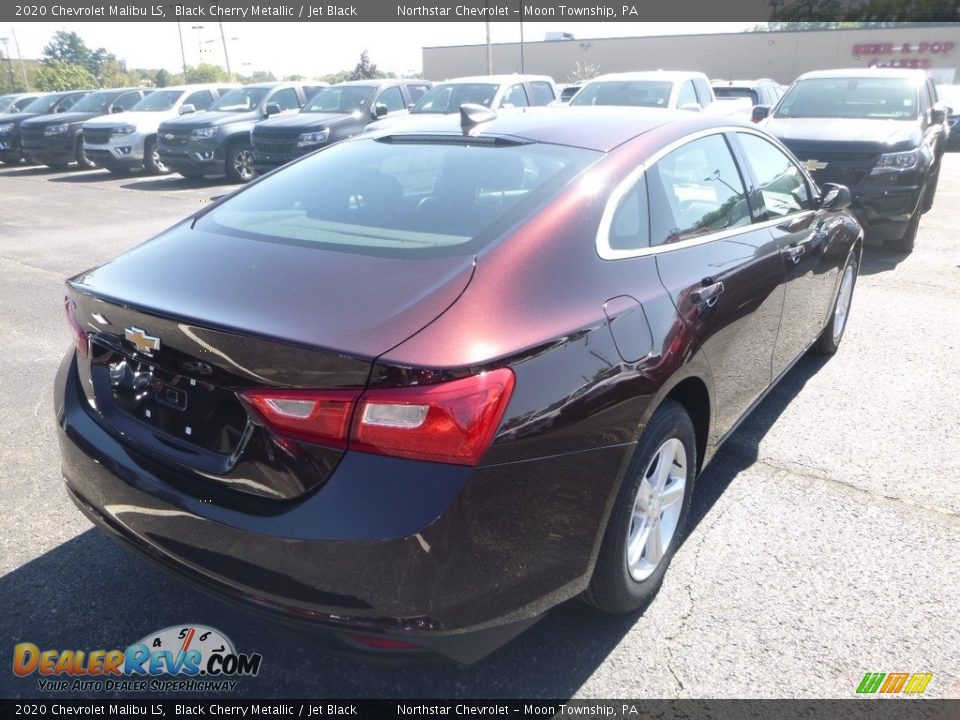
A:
234,148,254,181
833,264,855,342
627,438,687,582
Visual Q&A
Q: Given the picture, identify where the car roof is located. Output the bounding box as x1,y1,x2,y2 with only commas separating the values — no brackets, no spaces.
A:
436,75,556,85
366,106,739,153
587,71,707,83
712,79,777,87
797,68,931,83
157,83,240,92
332,79,423,88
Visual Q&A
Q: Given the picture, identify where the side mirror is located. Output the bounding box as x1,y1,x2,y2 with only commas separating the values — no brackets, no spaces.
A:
265,103,282,117
373,103,388,119
407,103,415,111
110,105,125,114
820,183,851,211
678,102,702,113
752,105,771,123
930,106,946,125
179,104,196,115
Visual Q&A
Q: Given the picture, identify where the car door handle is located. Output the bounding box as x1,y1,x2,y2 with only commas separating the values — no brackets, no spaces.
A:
691,280,724,307
782,243,807,263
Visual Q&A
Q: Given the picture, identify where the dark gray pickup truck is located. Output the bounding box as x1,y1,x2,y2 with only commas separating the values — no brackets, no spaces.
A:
157,82,325,182
758,68,950,253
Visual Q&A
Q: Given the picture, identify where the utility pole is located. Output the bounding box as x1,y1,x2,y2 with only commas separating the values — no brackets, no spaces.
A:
177,22,188,80
218,22,232,79
519,20,525,73
485,20,492,74
0,38,14,90
11,27,28,90
191,25,205,65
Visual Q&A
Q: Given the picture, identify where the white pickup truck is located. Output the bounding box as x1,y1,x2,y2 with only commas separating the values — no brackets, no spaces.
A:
569,71,752,119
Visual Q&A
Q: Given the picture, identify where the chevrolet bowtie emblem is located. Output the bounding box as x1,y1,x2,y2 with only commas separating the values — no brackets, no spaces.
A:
164,133,175,140
125,327,161,354
802,159,829,172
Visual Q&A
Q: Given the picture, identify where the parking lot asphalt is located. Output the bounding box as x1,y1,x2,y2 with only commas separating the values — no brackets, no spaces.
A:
1,158,958,700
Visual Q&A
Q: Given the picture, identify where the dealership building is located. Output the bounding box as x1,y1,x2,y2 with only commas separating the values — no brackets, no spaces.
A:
422,25,960,86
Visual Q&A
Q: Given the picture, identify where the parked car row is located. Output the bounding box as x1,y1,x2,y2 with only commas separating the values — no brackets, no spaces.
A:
1,67,952,256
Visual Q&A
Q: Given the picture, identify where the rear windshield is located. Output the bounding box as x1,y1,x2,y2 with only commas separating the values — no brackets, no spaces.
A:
714,87,759,104
304,86,374,114
197,137,599,258
412,83,500,113
23,94,65,114
213,87,268,112
776,77,919,120
131,90,184,112
570,80,674,108
71,90,121,113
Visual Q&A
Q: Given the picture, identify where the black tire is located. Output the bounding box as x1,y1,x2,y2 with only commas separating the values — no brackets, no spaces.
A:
814,252,859,355
583,399,696,615
225,139,256,183
75,135,96,170
143,136,169,175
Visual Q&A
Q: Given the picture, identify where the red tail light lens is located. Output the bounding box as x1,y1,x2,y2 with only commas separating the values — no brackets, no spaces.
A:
64,297,89,357
242,368,515,466
351,369,515,466
243,389,360,449
347,634,419,651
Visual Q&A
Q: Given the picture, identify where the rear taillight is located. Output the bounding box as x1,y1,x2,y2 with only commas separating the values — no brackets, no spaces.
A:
242,368,515,466
64,297,89,357
243,389,360,449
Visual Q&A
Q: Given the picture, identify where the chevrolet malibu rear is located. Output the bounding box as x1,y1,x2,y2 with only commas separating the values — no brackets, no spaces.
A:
56,108,861,662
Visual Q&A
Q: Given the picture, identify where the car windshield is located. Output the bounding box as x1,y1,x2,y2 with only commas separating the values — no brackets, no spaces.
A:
303,86,375,114
775,77,919,120
212,87,268,112
71,90,121,113
22,94,65,114
412,83,500,113
197,138,599,258
570,80,675,108
131,90,184,112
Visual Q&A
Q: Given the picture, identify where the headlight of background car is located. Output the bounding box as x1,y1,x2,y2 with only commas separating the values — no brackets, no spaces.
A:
44,123,69,136
191,127,218,139
297,129,330,147
0,122,14,134
111,124,137,137
870,148,920,175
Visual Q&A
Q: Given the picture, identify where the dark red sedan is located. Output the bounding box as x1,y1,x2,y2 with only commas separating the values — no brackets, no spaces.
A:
55,107,862,662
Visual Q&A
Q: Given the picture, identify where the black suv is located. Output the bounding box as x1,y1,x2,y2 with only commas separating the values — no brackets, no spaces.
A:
20,88,150,170
251,79,431,173
157,82,325,182
0,91,88,165
758,69,949,252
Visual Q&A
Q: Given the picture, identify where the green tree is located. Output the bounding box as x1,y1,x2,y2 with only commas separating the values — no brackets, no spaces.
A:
350,51,385,81
41,30,112,78
35,61,97,91
185,63,229,83
249,70,277,82
283,74,306,81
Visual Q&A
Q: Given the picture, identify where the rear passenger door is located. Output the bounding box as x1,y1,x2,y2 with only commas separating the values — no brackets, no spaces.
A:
651,133,786,443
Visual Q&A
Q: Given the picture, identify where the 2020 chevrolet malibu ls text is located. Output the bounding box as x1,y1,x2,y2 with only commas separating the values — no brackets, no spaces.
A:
55,107,863,663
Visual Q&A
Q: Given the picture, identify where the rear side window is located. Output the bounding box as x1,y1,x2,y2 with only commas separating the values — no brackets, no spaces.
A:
185,90,214,110
113,91,143,111
58,94,81,111
14,96,36,111
199,139,599,258
647,134,750,246
529,82,556,106
609,175,650,251
737,133,812,219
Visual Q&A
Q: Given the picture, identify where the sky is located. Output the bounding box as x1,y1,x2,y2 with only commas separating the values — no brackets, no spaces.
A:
6,22,755,78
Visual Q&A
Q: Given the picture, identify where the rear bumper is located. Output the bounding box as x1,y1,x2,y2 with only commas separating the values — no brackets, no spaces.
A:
55,351,624,662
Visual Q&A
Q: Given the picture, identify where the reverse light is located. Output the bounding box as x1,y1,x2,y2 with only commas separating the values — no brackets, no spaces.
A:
64,297,89,357
242,368,515,466
870,148,920,175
